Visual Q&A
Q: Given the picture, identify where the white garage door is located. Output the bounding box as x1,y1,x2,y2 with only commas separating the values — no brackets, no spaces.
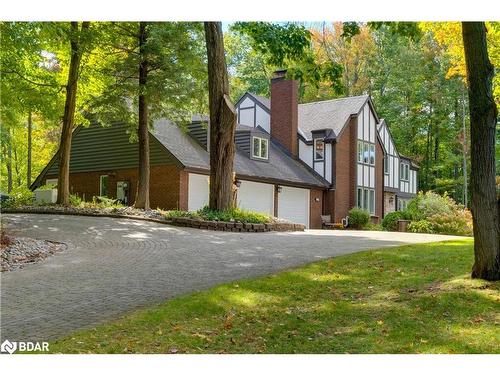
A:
237,180,274,215
188,173,209,211
278,186,310,228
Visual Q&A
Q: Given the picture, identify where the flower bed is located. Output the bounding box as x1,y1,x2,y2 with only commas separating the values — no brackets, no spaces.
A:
2,205,304,232
170,216,304,232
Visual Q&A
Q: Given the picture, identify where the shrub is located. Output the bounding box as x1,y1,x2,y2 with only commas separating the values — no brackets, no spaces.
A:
69,194,83,207
404,191,472,236
36,183,57,190
408,220,433,234
348,207,370,229
3,187,34,208
382,211,407,231
427,210,473,236
406,191,458,221
166,206,270,224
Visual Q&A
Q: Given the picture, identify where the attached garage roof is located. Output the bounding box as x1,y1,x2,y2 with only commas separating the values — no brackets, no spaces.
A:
152,119,329,188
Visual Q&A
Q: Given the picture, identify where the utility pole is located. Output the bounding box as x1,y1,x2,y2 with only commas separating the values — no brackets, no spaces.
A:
462,86,468,208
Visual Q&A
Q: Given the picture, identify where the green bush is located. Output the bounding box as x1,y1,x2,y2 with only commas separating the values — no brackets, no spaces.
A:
381,211,406,231
36,183,57,191
69,194,83,207
3,187,34,208
348,207,370,229
166,206,270,224
408,220,433,234
406,191,458,220
404,191,472,236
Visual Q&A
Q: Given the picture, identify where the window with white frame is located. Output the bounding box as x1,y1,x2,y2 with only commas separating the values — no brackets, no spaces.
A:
252,136,268,160
46,178,58,187
400,163,410,181
369,144,375,165
398,198,409,211
357,187,375,215
99,175,109,197
358,141,375,165
314,138,324,161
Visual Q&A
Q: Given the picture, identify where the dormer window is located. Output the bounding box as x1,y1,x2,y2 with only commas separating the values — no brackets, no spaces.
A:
252,136,268,160
314,139,324,161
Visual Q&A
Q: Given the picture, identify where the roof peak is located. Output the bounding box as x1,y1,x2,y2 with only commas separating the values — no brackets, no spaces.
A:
299,94,369,107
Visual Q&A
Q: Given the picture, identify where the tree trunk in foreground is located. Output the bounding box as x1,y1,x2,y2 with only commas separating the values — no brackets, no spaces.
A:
27,111,32,187
57,22,90,205
133,21,150,210
462,22,500,281
204,22,237,211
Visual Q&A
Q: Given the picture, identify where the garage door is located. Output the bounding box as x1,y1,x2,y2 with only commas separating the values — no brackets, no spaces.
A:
237,180,274,215
278,186,310,228
188,173,209,211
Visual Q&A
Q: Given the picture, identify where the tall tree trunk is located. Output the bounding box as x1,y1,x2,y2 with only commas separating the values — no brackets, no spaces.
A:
134,21,150,210
27,111,32,188
13,143,21,187
204,22,237,211
462,22,500,281
57,21,90,205
6,129,13,193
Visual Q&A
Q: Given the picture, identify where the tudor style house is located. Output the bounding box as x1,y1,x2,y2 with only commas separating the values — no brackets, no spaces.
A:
31,70,418,228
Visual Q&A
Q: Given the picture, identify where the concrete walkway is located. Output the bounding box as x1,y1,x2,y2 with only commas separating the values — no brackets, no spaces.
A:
0,213,464,342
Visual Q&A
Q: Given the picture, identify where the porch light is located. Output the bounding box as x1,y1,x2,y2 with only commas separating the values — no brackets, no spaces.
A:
276,185,282,193
234,179,241,188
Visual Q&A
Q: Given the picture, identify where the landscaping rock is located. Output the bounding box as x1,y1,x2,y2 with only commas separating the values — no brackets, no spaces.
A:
1,236,66,272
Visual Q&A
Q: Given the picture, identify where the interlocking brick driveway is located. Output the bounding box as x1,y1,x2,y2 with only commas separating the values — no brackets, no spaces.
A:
0,213,463,342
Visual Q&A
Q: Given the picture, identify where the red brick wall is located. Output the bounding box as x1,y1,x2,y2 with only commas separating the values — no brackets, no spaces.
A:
309,188,323,229
375,137,384,222
332,116,357,222
270,77,298,156
45,165,184,210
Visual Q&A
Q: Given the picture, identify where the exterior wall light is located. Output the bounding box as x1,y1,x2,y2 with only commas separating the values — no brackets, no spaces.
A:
234,179,241,188
276,185,283,193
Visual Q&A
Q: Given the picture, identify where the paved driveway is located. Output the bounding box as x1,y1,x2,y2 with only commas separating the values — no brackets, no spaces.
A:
1,213,463,342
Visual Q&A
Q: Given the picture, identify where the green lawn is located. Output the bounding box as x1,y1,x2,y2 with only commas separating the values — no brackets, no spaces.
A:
50,239,499,354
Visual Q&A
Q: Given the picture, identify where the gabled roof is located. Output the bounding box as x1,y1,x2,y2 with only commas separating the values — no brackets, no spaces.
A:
235,92,271,113
238,92,371,141
298,95,370,140
152,119,329,188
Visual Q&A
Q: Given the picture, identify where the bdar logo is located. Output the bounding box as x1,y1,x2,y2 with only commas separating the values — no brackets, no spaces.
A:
1,340,17,354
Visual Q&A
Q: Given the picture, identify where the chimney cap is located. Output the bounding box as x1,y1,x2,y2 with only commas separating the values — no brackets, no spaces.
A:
272,69,288,79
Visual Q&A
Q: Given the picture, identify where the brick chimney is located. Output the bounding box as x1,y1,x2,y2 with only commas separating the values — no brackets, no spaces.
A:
271,69,298,157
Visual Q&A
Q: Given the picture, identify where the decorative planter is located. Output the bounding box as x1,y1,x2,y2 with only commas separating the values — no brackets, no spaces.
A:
35,189,58,204
397,219,411,232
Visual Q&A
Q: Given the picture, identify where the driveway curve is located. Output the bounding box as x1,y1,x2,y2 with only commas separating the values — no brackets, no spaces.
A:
1,213,463,342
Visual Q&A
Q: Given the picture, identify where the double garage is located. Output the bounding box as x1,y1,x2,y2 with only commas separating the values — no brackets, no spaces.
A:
187,173,311,228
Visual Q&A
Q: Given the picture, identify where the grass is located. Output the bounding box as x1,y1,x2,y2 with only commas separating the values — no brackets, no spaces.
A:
50,239,499,354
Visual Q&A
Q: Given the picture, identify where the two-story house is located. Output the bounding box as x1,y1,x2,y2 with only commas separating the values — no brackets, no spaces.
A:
31,70,417,228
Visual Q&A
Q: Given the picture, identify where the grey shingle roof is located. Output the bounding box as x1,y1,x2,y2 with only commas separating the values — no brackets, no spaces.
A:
151,118,328,188
298,95,369,140
244,93,369,141
247,92,270,110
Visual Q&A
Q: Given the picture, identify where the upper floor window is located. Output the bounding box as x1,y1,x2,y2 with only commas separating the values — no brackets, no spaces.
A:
384,156,389,174
400,163,410,181
358,141,375,166
369,144,375,165
100,175,109,197
252,136,268,160
314,139,324,161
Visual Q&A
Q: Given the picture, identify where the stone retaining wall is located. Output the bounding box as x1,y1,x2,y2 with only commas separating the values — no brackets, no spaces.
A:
170,217,304,232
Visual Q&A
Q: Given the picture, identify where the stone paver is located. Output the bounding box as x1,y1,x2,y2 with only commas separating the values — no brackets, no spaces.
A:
0,213,465,342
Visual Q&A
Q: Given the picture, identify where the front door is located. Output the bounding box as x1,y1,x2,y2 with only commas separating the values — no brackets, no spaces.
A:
117,181,130,205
